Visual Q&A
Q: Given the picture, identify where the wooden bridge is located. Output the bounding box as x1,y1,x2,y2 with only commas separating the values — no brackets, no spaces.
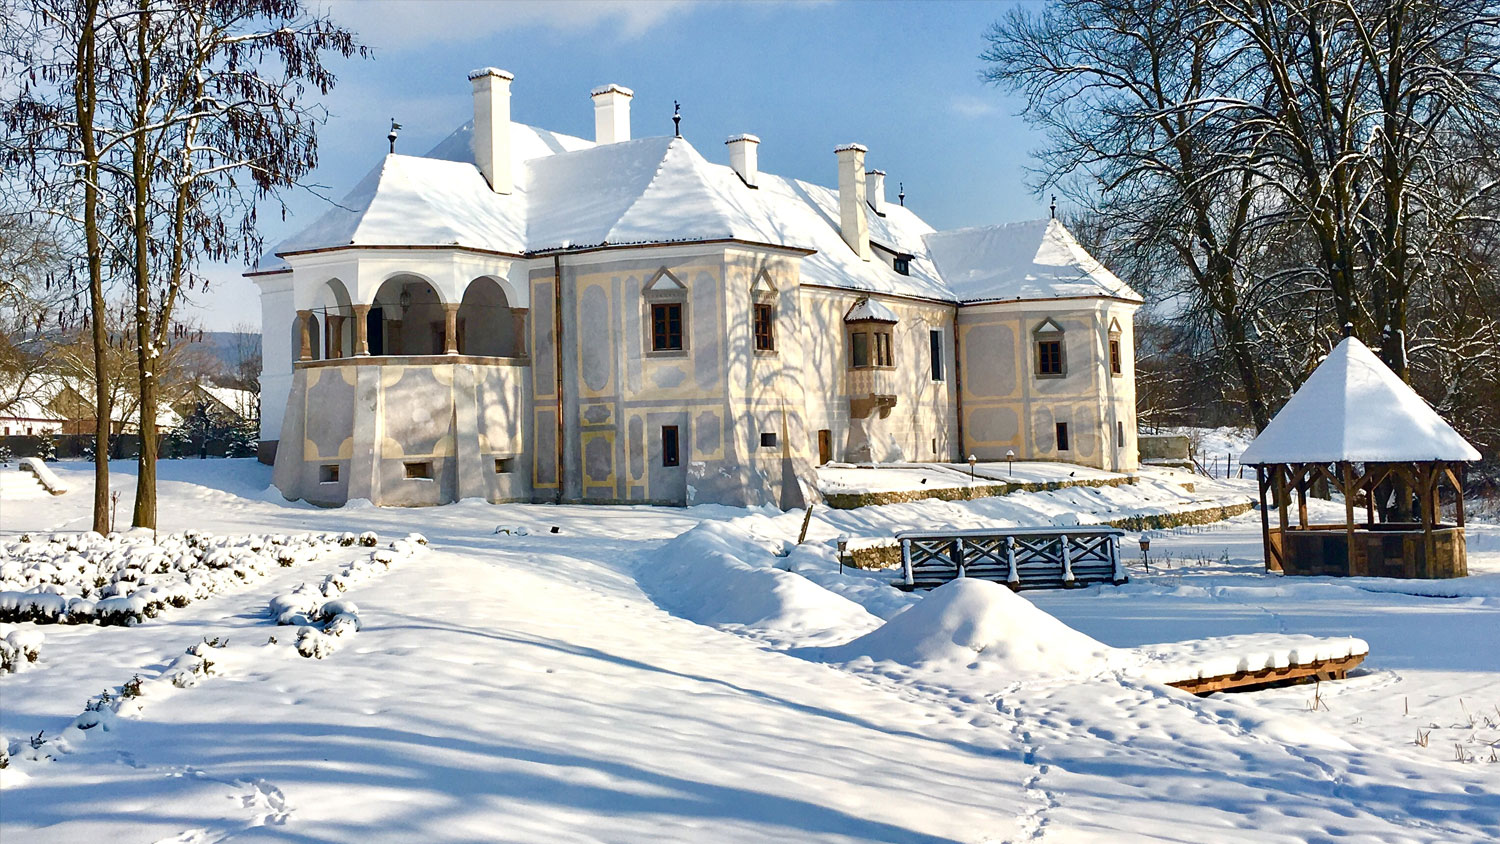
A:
895,526,1128,591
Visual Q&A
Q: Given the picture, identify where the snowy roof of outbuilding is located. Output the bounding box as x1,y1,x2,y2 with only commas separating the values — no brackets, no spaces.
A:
255,120,1135,307
923,219,1142,304
1240,337,1480,464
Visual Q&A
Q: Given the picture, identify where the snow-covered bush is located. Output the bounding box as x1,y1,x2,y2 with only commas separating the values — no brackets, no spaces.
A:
270,538,424,658
0,531,348,626
0,624,43,673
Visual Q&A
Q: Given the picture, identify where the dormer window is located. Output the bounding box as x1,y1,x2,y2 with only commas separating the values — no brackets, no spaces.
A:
1034,318,1066,378
893,256,910,276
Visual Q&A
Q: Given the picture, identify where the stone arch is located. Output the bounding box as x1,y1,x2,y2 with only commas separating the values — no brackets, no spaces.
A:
372,273,445,356
458,276,518,357
317,277,354,359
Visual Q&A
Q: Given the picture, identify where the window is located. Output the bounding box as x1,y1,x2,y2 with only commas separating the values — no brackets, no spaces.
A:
1116,420,1125,444
753,302,775,351
661,425,680,467
1037,340,1063,376
404,461,433,480
1034,318,1066,377
1109,337,1122,375
651,302,683,351
893,256,910,276
929,329,944,381
877,331,893,367
319,464,340,483
760,432,778,449
850,332,870,368
1055,422,1070,452
495,457,517,474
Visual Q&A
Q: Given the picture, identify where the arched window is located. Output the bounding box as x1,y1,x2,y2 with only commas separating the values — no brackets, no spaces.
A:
1033,318,1065,378
458,277,515,357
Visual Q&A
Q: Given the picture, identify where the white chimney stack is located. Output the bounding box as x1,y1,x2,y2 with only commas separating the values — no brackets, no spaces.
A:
469,67,513,195
866,169,886,216
726,134,760,188
835,143,871,260
591,84,633,144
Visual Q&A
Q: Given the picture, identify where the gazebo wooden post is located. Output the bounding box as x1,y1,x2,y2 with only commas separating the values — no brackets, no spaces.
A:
1275,465,1290,543
1341,461,1357,575
1256,465,1276,571
1295,463,1309,528
1455,463,1466,529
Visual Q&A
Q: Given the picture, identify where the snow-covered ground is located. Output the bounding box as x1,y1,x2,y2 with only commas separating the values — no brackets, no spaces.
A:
0,459,1497,842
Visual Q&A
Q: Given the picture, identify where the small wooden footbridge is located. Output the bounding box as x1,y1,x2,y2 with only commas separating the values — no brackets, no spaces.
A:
895,526,1128,591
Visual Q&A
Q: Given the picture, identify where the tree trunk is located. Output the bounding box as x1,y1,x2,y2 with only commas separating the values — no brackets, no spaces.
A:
74,0,111,534
131,0,156,530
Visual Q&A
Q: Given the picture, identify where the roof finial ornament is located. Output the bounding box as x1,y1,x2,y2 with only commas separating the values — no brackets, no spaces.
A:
1050,194,1057,219
1342,321,1355,338
898,182,905,206
387,118,402,154
672,101,681,138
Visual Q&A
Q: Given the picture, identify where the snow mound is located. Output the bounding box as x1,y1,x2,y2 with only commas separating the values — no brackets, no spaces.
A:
640,518,881,644
819,578,1113,678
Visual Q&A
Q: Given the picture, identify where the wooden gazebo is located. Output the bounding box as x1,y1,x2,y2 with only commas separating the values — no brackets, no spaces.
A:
1242,337,1480,579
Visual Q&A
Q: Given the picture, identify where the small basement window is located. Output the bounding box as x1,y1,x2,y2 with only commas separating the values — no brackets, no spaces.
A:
319,464,339,484
1055,422,1071,452
495,457,517,474
661,425,680,467
760,432,778,449
404,461,433,480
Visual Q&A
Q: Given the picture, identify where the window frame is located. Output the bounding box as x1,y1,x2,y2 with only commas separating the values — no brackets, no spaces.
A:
893,255,910,276
753,301,776,353
650,301,685,353
848,325,895,370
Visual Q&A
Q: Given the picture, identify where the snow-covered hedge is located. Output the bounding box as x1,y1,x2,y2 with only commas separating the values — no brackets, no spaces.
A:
269,533,426,658
0,531,348,626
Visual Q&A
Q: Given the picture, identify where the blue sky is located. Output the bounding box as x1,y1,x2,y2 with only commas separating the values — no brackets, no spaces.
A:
200,0,1046,330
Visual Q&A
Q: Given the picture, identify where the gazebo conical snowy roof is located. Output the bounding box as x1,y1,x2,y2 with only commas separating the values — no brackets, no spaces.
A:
1241,337,1479,464
1242,336,1477,579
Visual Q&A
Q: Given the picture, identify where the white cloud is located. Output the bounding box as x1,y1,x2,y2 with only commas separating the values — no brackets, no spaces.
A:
949,94,999,118
318,0,694,50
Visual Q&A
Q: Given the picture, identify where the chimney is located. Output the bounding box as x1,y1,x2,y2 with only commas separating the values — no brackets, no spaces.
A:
866,169,886,216
835,143,871,260
469,67,513,195
591,83,633,144
726,134,760,188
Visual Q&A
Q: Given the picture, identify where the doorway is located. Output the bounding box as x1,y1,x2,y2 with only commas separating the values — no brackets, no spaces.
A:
817,429,832,465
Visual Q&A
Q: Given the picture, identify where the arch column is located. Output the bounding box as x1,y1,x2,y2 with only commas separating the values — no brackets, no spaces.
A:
353,304,371,356
444,303,461,355
296,310,312,361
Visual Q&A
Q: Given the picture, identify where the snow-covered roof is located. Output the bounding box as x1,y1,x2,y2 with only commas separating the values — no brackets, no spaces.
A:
844,297,899,323
923,219,1142,304
1241,337,1480,464
256,120,1134,306
198,385,257,417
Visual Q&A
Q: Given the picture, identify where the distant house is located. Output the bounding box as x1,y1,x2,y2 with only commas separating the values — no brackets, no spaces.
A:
43,380,181,436
250,69,1142,508
171,383,259,427
0,395,65,437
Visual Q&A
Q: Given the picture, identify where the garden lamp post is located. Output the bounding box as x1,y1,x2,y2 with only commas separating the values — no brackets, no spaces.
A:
968,454,977,483
1139,535,1151,573
1006,449,1015,478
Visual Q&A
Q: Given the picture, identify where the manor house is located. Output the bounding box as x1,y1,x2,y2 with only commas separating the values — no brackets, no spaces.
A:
250,69,1142,508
